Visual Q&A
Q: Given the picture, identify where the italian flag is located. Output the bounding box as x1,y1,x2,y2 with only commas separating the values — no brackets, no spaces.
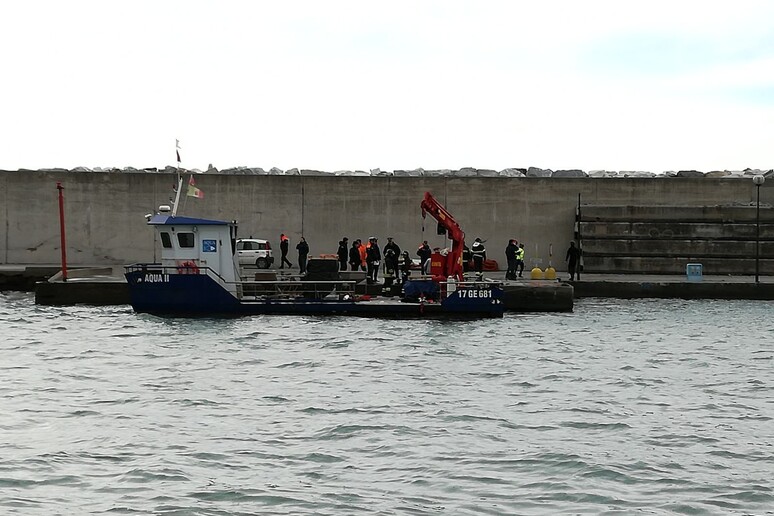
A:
187,175,204,199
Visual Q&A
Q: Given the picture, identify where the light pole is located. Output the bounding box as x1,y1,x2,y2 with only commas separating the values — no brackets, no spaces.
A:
753,175,765,283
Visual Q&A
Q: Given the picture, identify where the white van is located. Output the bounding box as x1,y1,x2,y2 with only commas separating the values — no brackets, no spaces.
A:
236,238,274,268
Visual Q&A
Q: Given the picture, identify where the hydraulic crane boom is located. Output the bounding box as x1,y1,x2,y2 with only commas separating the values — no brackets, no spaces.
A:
420,191,465,281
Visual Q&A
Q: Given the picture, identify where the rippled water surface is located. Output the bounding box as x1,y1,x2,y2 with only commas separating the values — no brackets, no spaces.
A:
1,293,773,515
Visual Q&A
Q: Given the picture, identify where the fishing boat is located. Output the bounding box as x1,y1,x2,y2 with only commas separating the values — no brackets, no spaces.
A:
124,182,504,318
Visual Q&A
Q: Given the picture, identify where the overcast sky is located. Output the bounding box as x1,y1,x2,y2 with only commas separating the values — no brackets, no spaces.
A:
2,0,773,173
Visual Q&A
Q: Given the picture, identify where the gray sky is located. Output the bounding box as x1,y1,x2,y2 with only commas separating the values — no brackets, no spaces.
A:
2,0,773,172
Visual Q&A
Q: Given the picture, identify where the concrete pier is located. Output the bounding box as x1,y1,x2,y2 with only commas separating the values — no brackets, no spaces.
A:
569,274,774,300
0,265,61,291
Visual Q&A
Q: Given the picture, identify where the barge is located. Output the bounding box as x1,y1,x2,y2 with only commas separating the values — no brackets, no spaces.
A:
124,186,504,318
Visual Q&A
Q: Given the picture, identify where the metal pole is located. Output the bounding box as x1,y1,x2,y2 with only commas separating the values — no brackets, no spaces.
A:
56,182,68,282
756,183,761,283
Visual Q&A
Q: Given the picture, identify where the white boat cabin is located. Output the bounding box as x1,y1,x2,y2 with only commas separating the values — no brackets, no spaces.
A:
149,212,239,284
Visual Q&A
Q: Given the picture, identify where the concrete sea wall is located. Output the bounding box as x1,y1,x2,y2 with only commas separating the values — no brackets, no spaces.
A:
1,170,771,273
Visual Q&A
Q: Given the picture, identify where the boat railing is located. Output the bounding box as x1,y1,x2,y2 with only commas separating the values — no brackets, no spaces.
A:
125,263,232,285
125,264,501,301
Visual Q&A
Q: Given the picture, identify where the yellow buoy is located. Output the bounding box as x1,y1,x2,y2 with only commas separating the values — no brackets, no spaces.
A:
530,267,544,279
545,267,556,280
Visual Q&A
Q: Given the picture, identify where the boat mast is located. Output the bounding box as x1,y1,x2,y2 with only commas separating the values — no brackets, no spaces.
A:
171,175,183,216
171,139,183,216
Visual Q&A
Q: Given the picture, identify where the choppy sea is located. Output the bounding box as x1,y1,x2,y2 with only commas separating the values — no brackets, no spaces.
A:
1,292,773,515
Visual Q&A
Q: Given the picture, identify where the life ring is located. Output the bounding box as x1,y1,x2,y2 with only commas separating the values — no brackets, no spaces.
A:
177,260,200,274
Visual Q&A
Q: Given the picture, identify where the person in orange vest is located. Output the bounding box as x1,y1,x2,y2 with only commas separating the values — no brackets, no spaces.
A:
359,239,368,271
349,240,361,271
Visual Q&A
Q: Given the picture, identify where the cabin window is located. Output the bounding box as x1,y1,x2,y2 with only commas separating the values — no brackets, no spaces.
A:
160,232,172,248
177,232,195,248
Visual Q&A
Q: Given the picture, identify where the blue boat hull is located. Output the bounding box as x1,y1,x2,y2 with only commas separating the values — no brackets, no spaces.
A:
125,270,504,318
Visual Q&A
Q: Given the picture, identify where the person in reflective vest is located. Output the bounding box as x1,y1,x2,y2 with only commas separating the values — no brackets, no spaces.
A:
358,239,368,271
516,243,525,278
471,238,486,279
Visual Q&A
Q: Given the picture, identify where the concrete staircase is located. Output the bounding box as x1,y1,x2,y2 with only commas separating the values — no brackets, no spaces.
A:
578,205,774,274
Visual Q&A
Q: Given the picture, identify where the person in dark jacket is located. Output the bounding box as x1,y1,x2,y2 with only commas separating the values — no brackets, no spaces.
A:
383,237,401,276
279,233,292,269
471,237,486,279
337,237,349,271
349,240,361,271
462,244,472,272
566,241,581,281
366,237,381,283
505,239,518,280
296,237,309,274
417,240,432,275
398,250,412,284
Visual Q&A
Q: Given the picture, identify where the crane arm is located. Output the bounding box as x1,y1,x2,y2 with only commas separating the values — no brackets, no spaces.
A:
420,191,465,281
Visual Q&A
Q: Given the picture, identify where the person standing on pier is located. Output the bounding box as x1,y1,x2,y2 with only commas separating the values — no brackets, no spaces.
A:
384,237,401,276
349,240,361,271
358,239,368,271
399,250,412,284
279,233,292,269
471,238,486,279
366,237,381,283
296,237,309,275
505,239,518,280
337,237,349,271
516,243,525,277
566,241,581,281
417,240,432,275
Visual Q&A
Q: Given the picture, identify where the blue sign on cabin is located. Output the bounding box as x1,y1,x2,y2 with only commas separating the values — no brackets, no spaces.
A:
202,239,217,253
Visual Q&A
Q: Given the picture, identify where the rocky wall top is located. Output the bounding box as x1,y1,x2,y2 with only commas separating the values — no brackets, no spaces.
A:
2,166,773,179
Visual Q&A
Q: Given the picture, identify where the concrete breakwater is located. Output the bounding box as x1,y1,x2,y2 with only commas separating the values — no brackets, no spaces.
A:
1,169,772,275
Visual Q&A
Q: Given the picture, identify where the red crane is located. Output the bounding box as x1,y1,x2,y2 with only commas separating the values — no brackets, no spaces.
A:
420,191,466,282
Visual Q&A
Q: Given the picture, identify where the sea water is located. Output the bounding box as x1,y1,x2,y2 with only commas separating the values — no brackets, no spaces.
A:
1,292,773,515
